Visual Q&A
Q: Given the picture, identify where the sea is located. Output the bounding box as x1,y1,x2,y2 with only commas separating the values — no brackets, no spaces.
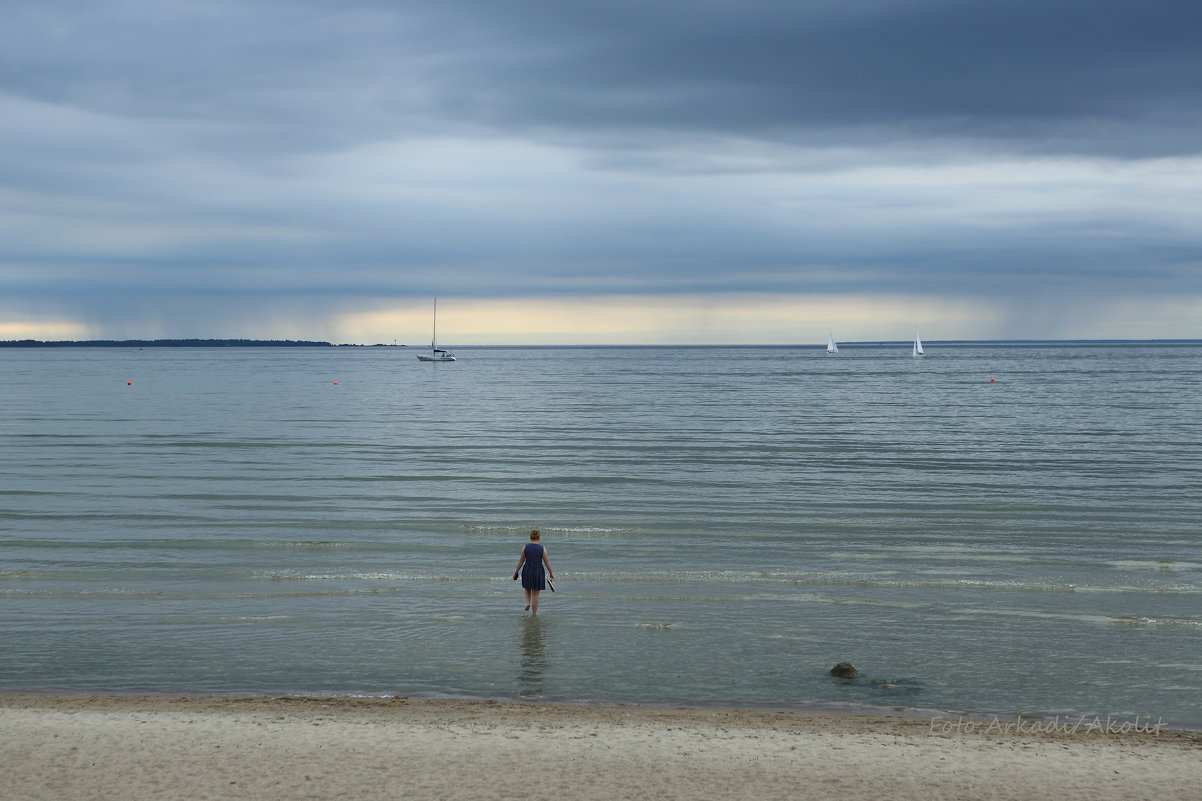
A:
2,343,1200,727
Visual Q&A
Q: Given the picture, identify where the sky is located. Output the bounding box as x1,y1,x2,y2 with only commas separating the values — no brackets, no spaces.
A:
2,0,1200,345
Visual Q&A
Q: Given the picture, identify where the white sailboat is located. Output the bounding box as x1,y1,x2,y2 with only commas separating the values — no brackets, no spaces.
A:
416,299,456,362
826,332,839,354
912,329,925,357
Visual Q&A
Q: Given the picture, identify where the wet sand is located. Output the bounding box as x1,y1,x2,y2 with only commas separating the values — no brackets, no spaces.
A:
2,694,1199,800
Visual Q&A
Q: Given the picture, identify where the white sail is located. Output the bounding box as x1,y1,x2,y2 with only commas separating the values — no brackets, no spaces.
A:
827,332,839,354
912,329,924,357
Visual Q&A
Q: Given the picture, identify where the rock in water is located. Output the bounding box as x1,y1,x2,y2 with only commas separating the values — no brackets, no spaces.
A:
829,662,858,679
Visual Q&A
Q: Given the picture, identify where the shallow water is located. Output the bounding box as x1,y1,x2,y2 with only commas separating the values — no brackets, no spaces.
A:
2,344,1200,726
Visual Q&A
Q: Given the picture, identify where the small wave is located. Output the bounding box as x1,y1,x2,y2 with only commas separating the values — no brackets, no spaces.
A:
1109,616,1202,629
0,589,168,599
566,571,1202,594
250,570,491,583
1108,560,1202,572
950,608,1116,625
212,588,404,599
462,524,637,537
554,526,639,537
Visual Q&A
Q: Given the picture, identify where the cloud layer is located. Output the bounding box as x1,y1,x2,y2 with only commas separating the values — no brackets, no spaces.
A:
2,0,1200,342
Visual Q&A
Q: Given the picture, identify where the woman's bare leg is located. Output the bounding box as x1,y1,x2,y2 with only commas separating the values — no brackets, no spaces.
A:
530,590,540,615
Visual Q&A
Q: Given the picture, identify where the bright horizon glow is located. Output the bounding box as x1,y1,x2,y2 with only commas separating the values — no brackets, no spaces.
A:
332,294,1001,346
5,291,1196,346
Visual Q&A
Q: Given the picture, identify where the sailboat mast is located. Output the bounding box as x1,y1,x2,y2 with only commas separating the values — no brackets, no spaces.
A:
415,297,456,361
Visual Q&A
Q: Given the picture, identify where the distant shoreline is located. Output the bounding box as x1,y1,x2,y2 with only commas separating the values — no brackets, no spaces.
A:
0,339,399,348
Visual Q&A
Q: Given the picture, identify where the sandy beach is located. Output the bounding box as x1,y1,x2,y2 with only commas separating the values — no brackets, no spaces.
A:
2,695,1198,801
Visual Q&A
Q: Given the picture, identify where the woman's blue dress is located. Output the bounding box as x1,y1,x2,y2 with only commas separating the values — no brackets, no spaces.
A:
521,543,546,591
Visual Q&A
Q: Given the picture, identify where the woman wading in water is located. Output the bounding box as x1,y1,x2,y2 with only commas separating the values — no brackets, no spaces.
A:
513,529,554,615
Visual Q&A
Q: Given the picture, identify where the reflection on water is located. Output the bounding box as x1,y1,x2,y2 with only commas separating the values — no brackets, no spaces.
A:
518,618,549,697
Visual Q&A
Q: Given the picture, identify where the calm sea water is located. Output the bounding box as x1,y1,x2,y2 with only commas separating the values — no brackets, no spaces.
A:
2,344,1200,726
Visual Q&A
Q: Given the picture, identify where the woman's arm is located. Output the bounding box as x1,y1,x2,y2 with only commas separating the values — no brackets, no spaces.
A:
514,548,527,578
542,547,553,579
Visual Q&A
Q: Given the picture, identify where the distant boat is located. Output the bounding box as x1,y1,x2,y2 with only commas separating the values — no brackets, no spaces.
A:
826,332,839,354
416,299,456,362
912,329,925,357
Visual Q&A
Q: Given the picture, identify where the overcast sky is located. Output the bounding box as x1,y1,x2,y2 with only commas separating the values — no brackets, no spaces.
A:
2,0,1200,344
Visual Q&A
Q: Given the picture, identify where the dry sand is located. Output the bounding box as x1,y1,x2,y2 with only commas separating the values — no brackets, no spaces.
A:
2,694,1199,801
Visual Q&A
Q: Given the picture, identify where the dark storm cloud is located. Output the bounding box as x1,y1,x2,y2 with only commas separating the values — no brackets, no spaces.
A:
406,0,1202,157
8,0,1198,156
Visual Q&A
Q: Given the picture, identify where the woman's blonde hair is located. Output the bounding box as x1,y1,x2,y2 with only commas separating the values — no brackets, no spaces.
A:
530,529,540,541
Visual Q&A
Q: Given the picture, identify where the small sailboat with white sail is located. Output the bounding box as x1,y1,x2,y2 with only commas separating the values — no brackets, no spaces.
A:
826,332,839,354
912,329,924,357
416,299,456,362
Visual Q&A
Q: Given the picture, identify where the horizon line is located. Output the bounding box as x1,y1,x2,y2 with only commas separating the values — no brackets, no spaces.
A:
3,338,1202,349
